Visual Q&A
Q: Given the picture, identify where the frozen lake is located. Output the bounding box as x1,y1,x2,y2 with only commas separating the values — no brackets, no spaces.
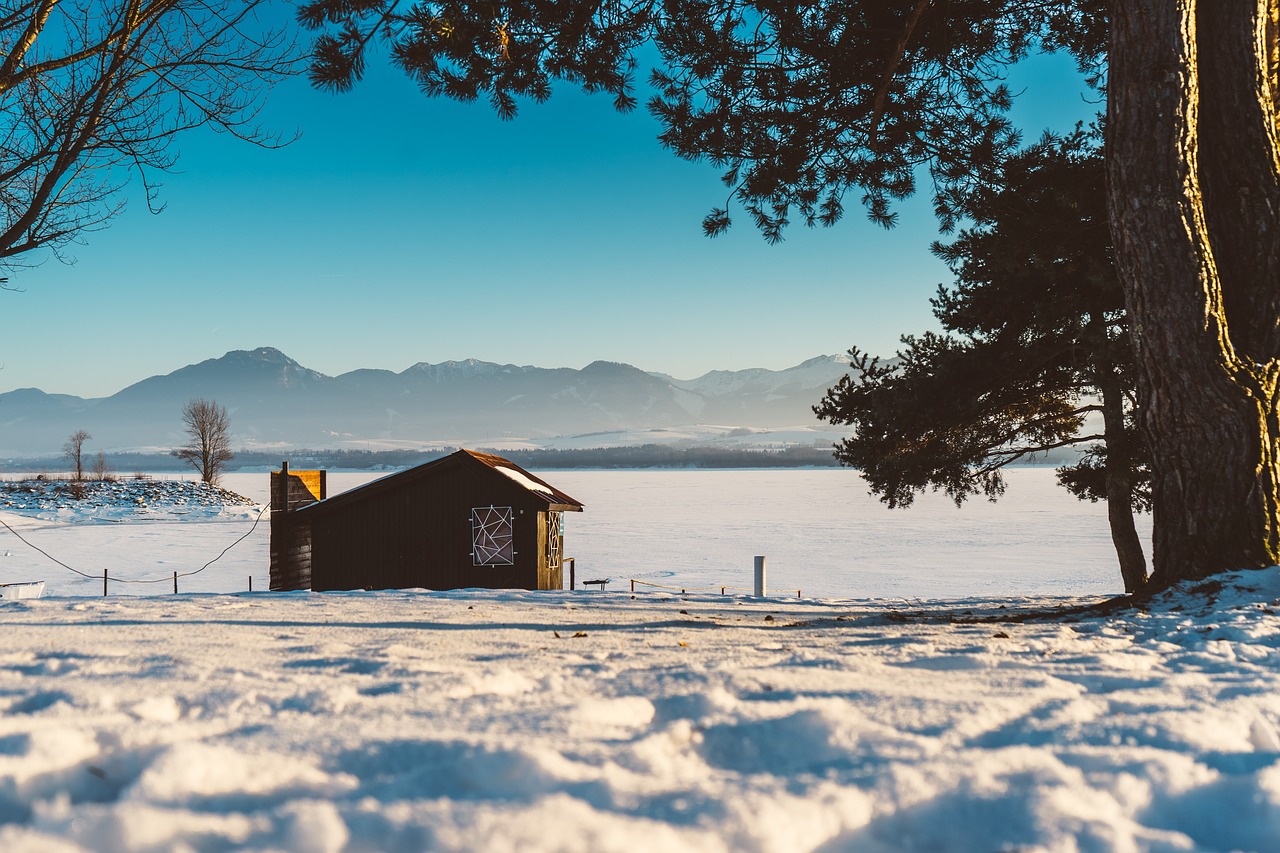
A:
0,468,1147,599
551,467,1145,599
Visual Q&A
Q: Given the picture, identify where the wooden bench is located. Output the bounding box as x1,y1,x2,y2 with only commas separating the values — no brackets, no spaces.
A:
582,578,610,591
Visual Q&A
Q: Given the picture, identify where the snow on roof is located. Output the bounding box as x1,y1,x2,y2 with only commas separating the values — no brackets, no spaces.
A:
288,449,583,515
462,450,582,508
494,465,555,495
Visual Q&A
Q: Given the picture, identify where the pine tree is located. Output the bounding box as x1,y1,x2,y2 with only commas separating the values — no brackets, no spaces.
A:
815,134,1150,591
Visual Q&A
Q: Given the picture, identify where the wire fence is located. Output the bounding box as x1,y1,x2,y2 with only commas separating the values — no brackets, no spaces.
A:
623,578,803,598
0,504,269,595
3,505,801,599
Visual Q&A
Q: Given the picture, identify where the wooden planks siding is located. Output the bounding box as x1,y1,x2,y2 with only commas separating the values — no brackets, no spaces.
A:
269,468,325,591
308,457,546,592
536,511,563,591
269,518,313,591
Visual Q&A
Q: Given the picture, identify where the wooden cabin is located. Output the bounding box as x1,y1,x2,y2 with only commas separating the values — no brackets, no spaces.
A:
269,449,583,592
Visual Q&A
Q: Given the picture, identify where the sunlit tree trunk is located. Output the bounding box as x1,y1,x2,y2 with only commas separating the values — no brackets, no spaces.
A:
1108,0,1280,587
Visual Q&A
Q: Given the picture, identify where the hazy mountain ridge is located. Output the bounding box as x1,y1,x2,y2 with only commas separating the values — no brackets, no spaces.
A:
0,347,855,457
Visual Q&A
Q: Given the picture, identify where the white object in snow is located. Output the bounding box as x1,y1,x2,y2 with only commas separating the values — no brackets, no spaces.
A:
0,580,45,600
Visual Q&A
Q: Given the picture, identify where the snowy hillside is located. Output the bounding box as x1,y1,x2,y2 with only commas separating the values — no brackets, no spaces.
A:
0,574,1278,851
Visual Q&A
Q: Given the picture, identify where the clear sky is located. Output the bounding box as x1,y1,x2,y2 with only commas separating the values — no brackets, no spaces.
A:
3,33,1095,399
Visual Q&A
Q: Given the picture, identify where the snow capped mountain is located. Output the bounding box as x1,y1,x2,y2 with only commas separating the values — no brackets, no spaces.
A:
649,353,855,423
0,349,856,457
111,347,337,402
399,358,531,382
657,353,854,397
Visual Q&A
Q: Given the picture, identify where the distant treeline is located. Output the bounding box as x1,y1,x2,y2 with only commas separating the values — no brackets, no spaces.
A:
270,443,842,470
495,444,840,469
1,444,842,474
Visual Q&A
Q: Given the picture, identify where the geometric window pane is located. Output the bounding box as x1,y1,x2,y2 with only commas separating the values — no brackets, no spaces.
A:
545,510,562,570
471,506,514,566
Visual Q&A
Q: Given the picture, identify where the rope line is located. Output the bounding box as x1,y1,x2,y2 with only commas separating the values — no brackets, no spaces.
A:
6,501,795,598
179,503,269,579
0,504,269,587
628,578,801,597
0,515,101,579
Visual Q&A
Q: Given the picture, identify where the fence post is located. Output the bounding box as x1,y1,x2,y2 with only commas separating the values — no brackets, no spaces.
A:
631,578,635,593
173,571,177,594
103,569,107,597
754,556,766,597
249,576,253,592
568,557,575,591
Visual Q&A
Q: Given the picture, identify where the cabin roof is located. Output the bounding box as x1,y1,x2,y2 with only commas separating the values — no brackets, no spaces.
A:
293,449,584,517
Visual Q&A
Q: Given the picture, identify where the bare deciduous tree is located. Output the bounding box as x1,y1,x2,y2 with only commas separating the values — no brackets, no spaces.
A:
62,429,91,481
0,0,299,277
91,450,112,481
173,398,234,484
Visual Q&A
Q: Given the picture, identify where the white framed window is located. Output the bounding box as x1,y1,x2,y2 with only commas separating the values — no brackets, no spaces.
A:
471,506,514,566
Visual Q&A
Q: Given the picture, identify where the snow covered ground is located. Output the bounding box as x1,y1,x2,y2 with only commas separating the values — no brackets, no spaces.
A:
0,575,1278,851
2,469,1274,851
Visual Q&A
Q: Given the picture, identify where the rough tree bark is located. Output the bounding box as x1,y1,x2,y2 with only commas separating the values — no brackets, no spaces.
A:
1108,0,1280,587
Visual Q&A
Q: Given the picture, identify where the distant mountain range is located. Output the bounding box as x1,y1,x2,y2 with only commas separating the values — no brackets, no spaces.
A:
0,348,855,458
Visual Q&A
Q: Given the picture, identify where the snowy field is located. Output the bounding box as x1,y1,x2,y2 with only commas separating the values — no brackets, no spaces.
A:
0,468,1145,598
0,576,1278,851
5,468,1275,851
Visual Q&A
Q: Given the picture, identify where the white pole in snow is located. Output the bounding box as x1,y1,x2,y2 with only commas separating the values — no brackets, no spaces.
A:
754,555,766,597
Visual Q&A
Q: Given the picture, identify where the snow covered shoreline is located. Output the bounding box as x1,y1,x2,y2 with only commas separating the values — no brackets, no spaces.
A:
0,477,258,520
0,574,1277,851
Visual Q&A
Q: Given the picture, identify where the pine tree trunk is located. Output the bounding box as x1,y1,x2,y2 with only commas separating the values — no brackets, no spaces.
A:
1108,0,1280,588
1098,370,1148,592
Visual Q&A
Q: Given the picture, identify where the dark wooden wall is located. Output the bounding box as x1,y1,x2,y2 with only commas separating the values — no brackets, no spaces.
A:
307,461,554,592
269,469,326,591
270,518,313,591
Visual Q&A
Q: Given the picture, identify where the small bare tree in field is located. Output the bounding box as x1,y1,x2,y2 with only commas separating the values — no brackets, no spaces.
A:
63,430,92,481
91,451,113,482
174,399,234,485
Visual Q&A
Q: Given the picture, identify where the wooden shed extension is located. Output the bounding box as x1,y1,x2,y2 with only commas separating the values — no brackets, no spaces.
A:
269,449,583,592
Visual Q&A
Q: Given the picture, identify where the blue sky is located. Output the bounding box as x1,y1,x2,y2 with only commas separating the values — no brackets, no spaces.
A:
4,36,1095,399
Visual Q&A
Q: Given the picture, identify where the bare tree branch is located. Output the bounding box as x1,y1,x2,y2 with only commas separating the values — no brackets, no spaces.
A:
0,0,301,273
